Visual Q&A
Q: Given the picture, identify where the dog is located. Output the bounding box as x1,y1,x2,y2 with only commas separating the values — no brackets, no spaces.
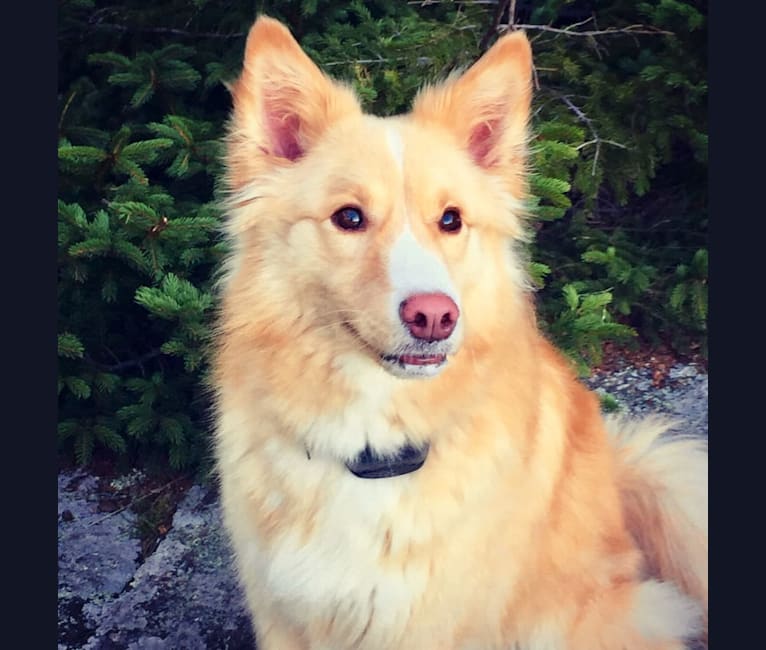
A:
212,16,707,650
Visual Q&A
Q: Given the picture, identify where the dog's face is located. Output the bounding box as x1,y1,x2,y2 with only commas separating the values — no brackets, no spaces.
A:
223,18,532,380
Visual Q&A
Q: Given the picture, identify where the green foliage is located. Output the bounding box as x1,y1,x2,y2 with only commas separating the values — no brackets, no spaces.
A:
526,0,707,365
89,44,201,108
58,0,706,469
667,248,708,353
547,285,636,374
599,392,622,414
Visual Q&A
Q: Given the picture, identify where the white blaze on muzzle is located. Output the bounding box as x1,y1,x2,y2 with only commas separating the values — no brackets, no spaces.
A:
387,225,459,324
383,124,459,327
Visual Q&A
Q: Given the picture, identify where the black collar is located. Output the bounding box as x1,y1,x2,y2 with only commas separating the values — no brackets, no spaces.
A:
344,443,430,479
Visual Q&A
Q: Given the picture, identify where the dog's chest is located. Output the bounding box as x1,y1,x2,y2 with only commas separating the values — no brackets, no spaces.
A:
252,473,434,646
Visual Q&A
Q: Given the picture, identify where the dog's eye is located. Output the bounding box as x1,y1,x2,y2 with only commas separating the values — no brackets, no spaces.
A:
331,207,366,231
439,209,462,233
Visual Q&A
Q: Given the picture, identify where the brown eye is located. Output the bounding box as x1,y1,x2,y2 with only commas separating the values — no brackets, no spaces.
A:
331,206,366,231
439,209,462,233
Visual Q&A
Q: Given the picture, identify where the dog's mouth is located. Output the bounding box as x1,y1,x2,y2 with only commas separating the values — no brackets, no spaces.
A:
379,351,449,378
382,353,447,367
341,321,452,378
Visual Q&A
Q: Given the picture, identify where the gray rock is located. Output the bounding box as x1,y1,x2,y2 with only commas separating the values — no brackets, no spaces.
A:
63,483,255,649
58,471,142,647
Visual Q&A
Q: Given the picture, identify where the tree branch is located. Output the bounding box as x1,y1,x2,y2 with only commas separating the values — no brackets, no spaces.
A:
479,0,511,52
86,476,188,528
576,139,628,151
322,56,433,68
86,348,164,373
408,1,499,5
84,22,245,39
500,22,673,38
553,93,629,176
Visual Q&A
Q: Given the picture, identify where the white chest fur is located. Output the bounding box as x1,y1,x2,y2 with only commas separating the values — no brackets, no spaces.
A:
245,470,431,648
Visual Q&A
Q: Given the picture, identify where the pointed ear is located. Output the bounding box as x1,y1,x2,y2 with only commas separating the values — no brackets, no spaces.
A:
412,31,533,191
226,16,361,187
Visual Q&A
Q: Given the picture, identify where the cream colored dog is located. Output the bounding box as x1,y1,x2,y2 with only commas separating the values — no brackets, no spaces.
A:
212,16,707,650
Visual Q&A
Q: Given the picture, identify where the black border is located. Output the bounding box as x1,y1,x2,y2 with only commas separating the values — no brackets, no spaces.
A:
4,1,58,646
709,0,764,646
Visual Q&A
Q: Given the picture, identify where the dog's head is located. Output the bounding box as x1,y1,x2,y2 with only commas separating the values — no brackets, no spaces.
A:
222,17,533,380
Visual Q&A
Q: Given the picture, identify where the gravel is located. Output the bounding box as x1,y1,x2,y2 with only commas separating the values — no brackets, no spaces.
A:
58,362,708,649
585,362,708,437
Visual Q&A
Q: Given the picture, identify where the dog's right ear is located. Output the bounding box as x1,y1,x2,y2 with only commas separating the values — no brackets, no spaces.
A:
226,16,361,188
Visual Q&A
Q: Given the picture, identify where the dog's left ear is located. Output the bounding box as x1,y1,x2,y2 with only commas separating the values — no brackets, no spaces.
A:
412,31,532,194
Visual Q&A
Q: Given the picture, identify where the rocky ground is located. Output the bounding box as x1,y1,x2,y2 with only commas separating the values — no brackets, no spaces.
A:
58,359,708,649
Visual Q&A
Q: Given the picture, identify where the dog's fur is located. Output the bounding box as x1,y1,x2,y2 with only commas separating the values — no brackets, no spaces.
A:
212,16,707,650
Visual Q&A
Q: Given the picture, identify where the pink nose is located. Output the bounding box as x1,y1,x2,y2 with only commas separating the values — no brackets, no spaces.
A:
399,293,459,342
